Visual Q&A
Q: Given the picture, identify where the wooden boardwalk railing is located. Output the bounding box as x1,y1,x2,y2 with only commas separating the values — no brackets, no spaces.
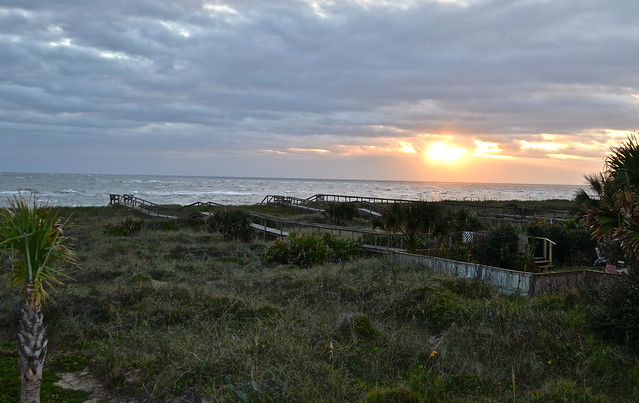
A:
260,193,570,223
109,193,568,247
109,194,178,219
108,194,399,243
109,195,225,218
246,211,403,246
307,194,415,204
109,194,159,209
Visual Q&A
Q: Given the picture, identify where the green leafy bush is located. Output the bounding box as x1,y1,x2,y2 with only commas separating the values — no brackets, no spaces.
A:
324,202,360,225
103,217,144,236
206,209,255,242
390,285,474,333
434,242,473,262
263,233,360,268
374,201,444,252
590,268,639,350
473,224,521,269
527,221,596,266
334,313,380,342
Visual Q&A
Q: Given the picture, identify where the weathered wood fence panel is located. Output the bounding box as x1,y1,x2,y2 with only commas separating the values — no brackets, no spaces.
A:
389,251,611,297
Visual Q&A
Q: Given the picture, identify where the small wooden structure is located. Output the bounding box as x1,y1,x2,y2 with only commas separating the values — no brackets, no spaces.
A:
109,194,178,219
250,223,289,238
529,236,556,272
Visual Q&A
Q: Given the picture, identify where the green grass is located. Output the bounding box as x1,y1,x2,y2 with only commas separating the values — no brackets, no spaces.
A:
0,344,91,402
0,205,637,401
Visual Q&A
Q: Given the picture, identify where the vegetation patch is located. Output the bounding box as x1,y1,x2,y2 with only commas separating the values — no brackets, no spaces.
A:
1,202,637,401
103,216,144,236
205,208,255,241
0,352,90,402
589,268,639,349
263,232,360,268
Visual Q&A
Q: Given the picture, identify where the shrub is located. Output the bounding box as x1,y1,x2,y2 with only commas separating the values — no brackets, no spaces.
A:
206,209,255,242
590,268,639,350
527,221,596,266
103,217,144,236
262,233,360,268
324,202,360,225
389,284,479,334
434,242,473,262
334,313,380,342
473,224,521,269
375,201,444,252
323,232,361,260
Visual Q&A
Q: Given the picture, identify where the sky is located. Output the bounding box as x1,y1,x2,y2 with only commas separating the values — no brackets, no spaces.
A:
1,0,639,185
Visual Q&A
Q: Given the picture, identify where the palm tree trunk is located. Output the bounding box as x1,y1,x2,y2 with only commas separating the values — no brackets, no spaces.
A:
18,286,47,403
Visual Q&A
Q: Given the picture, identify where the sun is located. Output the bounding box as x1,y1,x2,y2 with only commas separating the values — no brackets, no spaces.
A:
427,142,466,163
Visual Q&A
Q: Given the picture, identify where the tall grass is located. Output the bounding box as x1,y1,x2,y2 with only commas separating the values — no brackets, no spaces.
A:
1,206,637,401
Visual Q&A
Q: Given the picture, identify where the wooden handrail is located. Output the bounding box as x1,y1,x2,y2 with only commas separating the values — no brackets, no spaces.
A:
528,236,556,270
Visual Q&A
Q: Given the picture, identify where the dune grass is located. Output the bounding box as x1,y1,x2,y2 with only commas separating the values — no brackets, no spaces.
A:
0,205,637,401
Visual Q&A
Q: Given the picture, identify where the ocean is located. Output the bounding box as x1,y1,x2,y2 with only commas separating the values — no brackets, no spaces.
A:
0,172,584,207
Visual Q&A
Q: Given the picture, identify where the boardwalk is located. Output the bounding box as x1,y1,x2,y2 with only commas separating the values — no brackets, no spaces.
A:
261,193,570,224
109,194,402,246
250,223,289,238
109,194,178,219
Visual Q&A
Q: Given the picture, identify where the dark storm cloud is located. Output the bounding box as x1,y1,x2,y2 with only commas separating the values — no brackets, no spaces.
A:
1,0,638,175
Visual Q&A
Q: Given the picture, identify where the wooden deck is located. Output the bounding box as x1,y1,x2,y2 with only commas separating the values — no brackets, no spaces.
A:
250,223,289,238
110,194,178,218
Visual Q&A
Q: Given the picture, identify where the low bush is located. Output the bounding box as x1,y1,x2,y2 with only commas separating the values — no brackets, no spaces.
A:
527,221,596,266
590,268,639,350
103,217,144,236
324,202,360,225
472,224,521,269
433,242,473,262
334,313,381,342
205,209,255,242
263,233,360,268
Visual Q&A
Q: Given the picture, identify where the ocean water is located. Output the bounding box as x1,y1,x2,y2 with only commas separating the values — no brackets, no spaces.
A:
0,172,584,207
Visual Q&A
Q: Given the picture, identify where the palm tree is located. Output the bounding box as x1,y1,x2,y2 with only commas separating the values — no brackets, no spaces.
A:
0,196,76,403
576,134,639,260
606,134,639,190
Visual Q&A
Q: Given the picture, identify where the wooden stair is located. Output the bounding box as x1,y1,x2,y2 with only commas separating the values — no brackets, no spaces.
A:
534,257,553,272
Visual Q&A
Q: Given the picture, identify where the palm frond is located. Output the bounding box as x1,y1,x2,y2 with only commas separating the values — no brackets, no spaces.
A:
0,196,76,305
606,133,639,191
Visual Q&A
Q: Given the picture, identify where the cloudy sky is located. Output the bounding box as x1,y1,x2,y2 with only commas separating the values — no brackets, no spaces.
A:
2,0,639,184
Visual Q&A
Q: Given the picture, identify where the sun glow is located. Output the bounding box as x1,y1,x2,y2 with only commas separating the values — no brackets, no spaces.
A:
399,141,417,154
519,140,563,152
427,142,465,163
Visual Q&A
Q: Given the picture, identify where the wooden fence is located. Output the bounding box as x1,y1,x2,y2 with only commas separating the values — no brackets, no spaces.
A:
388,251,611,297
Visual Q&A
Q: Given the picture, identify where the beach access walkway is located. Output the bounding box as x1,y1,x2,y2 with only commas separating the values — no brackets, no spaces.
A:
108,193,565,261
108,194,404,247
260,193,570,223
109,194,224,219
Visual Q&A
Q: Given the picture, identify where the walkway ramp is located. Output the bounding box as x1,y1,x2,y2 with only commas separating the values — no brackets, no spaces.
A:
250,223,289,238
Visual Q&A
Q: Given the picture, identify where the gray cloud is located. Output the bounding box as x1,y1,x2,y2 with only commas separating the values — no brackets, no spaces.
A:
1,0,638,181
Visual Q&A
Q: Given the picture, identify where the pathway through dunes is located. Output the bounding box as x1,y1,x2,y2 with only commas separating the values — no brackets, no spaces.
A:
107,193,395,244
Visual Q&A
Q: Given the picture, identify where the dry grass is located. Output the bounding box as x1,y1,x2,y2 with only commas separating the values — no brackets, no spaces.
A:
0,205,637,401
